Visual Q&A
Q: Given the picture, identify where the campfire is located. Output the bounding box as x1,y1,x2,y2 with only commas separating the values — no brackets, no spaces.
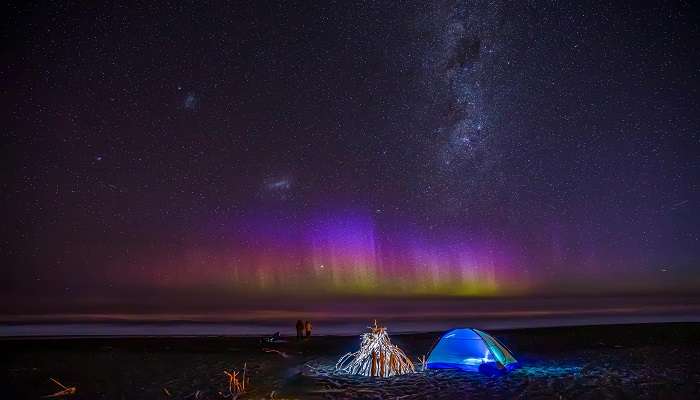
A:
336,320,415,377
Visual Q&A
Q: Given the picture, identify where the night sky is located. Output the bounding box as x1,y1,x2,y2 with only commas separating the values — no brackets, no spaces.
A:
3,1,699,318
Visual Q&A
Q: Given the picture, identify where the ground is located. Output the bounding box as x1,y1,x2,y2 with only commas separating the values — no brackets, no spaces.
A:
2,323,699,399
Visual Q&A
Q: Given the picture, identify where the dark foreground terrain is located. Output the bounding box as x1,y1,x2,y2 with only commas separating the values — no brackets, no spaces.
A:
2,323,700,399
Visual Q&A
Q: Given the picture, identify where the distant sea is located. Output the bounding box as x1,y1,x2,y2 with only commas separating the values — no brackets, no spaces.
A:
2,313,699,337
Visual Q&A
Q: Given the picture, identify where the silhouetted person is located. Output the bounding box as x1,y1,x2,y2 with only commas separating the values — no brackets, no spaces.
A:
296,320,304,340
305,320,312,338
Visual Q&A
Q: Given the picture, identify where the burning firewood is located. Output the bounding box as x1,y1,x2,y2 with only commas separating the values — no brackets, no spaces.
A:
41,378,76,398
336,320,415,377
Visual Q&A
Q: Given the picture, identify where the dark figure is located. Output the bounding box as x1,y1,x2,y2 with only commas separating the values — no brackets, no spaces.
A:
296,320,304,341
305,320,312,338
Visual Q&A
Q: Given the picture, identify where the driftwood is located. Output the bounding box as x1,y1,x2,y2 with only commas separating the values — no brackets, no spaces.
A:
262,348,290,358
336,321,415,377
41,378,76,398
222,362,248,399
417,354,427,371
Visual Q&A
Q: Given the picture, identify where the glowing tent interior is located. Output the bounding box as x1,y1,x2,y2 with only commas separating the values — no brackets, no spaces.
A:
427,328,519,372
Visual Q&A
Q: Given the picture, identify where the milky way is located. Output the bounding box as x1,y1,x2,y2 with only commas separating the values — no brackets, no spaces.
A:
414,0,508,217
2,0,699,315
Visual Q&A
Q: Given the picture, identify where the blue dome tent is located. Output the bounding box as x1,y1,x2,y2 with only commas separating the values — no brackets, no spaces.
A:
427,328,519,373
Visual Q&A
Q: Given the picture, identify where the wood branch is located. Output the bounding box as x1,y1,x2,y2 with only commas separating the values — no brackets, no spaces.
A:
262,348,290,358
242,362,246,392
41,378,76,398
336,321,415,377
223,363,249,399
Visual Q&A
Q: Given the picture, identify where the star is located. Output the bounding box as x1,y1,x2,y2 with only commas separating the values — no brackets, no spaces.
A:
184,92,198,111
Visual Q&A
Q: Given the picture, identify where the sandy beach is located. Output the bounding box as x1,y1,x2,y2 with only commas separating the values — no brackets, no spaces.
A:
3,322,699,399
